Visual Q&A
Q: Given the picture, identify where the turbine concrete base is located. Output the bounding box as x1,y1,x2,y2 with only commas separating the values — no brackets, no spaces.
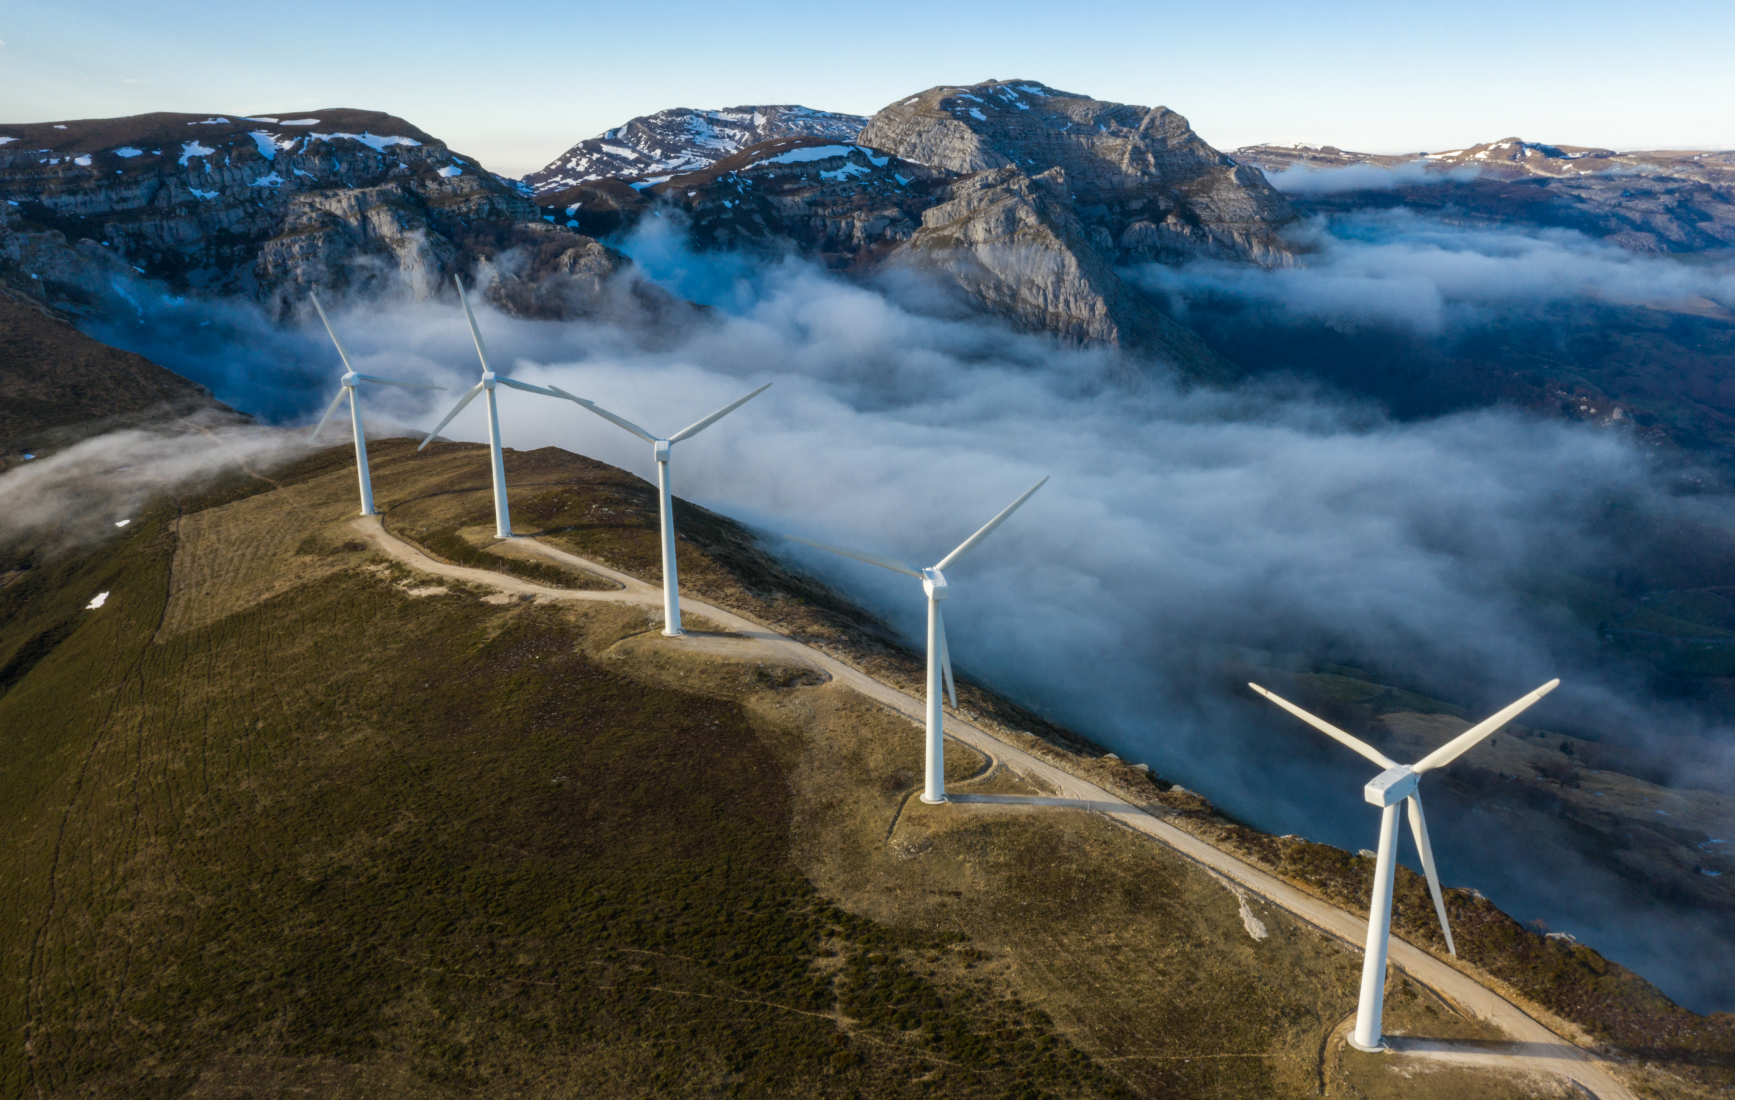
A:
919,795,948,805
661,629,685,638
1346,1035,1387,1054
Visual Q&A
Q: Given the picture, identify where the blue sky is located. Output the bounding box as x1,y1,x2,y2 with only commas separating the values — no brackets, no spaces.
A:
4,0,1733,176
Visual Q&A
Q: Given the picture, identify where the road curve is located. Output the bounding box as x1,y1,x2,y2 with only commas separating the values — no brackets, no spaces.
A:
354,518,1637,1100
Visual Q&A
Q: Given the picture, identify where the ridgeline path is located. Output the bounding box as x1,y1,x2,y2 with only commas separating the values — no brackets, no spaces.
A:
354,515,1637,1100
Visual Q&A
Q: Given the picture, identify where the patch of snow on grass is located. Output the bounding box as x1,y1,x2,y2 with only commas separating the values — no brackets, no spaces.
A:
115,519,131,527
279,118,320,126
968,108,987,121
244,117,280,123
0,137,15,145
189,187,219,199
86,591,109,610
178,140,216,166
114,146,144,157
73,155,92,166
436,164,463,177
751,144,854,167
52,124,68,129
249,171,284,187
247,131,283,160
310,131,423,152
190,118,230,125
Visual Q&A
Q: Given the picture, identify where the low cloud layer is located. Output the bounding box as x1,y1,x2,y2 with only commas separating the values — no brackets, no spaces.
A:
1135,209,1735,335
0,416,310,554
57,217,1736,1013
1262,160,1481,195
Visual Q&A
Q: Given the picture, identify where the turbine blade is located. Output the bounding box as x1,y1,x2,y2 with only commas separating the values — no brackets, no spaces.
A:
1412,679,1560,774
310,292,357,375
308,387,348,442
934,476,1049,572
495,375,563,398
1407,793,1457,957
418,382,484,451
355,373,446,390
455,274,494,375
669,383,771,443
552,388,658,443
545,383,588,407
938,610,958,709
784,534,923,578
1247,683,1397,769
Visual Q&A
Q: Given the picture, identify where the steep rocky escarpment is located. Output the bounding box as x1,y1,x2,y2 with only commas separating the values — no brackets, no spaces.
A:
575,137,1233,381
859,80,1301,266
890,165,1234,380
0,110,667,322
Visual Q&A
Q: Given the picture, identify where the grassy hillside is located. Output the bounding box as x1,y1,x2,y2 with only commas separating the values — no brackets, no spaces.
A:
0,440,1593,1100
0,286,243,468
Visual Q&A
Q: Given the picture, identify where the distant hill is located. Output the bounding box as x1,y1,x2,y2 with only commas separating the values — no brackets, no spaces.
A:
1233,138,1734,253
524,104,868,194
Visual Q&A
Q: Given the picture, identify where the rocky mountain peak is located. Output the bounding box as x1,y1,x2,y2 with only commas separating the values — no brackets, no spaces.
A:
857,79,1300,266
525,104,868,195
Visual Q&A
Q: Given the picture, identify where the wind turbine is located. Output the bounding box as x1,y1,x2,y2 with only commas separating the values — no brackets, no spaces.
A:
547,381,770,636
786,478,1048,805
420,275,569,538
308,292,445,516
1248,677,1561,1052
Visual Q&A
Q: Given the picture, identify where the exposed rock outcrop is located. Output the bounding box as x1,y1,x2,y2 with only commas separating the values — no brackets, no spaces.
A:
858,80,1300,266
525,105,869,195
0,110,672,322
890,165,1234,380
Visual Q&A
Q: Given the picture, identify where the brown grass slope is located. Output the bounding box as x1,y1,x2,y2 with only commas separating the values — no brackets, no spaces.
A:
0,287,242,465
0,438,1605,1100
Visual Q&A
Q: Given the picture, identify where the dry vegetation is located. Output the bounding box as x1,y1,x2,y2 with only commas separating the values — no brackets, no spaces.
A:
0,437,1723,1099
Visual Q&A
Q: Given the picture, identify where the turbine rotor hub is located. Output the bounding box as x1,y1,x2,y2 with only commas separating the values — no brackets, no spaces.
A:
653,439,672,462
481,372,497,389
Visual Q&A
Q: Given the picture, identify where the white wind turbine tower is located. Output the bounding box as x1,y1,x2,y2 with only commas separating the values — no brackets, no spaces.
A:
308,292,445,516
787,478,1048,805
419,275,569,538
547,381,770,636
1249,677,1561,1052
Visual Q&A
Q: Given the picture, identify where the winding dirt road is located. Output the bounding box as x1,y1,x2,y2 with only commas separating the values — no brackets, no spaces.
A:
354,517,1636,1100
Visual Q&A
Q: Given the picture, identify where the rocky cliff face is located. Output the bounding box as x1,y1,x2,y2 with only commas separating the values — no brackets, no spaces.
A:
620,138,1232,381
525,105,868,195
0,110,671,323
1235,140,1735,253
858,80,1300,266
891,166,1234,380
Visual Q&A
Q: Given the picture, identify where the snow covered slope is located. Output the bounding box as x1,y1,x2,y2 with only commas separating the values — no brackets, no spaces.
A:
525,105,867,194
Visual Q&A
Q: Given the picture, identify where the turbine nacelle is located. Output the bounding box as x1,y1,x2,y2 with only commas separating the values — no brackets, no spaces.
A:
481,371,497,388
1364,765,1419,807
922,567,948,600
654,439,672,462
340,370,360,388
